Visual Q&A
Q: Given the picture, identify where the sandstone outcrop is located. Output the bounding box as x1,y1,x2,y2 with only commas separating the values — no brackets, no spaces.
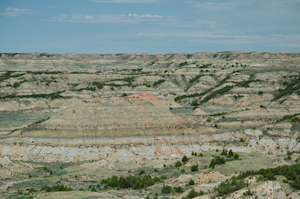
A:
192,108,210,116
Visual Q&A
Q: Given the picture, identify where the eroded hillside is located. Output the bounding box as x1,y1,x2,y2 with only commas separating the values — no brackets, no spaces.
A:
1,51,300,199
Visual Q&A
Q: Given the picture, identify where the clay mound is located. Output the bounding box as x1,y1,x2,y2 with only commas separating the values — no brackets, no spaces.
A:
26,93,183,138
166,99,183,108
29,106,42,112
128,93,159,102
192,108,210,116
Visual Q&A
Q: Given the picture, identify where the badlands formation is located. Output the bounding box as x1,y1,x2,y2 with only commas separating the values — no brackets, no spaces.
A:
0,51,300,198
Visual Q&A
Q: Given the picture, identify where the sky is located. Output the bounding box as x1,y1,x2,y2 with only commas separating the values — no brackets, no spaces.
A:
0,0,300,54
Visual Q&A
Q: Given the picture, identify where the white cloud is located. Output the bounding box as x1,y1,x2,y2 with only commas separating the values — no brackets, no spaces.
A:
89,0,161,3
135,32,262,40
51,13,172,24
0,7,39,17
272,34,300,40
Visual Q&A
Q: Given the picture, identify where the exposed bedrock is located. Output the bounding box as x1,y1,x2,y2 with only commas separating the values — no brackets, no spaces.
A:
1,135,300,162
1,92,299,162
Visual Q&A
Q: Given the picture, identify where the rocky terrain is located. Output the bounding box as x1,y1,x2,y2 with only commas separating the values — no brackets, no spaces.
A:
0,51,300,198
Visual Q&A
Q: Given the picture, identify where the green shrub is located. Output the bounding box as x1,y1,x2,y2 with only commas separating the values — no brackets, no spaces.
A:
186,188,198,198
289,178,300,190
209,156,225,168
174,186,184,193
181,169,185,173
285,169,297,180
191,164,198,172
133,181,141,189
175,161,182,167
100,174,155,190
91,185,97,192
153,79,165,87
233,153,239,160
265,173,276,180
161,185,173,194
282,179,288,183
153,177,160,183
139,170,146,175
188,179,195,186
243,189,253,196
179,61,188,67
161,175,168,180
292,117,300,122
13,82,20,88
221,149,228,155
182,156,188,163
41,184,72,192
28,188,37,193
228,150,234,157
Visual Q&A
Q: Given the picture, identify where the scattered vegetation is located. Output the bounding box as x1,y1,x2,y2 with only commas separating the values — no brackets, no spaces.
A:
276,113,300,123
215,176,246,196
153,79,166,87
189,75,203,84
41,184,72,192
179,61,188,67
210,112,227,117
99,174,157,190
273,76,300,101
0,91,67,100
209,156,225,168
174,73,232,102
199,85,234,105
216,163,300,197
174,186,184,193
0,71,25,82
199,63,212,68
92,82,104,89
39,53,55,58
236,80,255,88
182,188,204,199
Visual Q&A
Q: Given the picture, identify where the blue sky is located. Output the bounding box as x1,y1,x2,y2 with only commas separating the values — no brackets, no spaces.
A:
0,0,299,54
